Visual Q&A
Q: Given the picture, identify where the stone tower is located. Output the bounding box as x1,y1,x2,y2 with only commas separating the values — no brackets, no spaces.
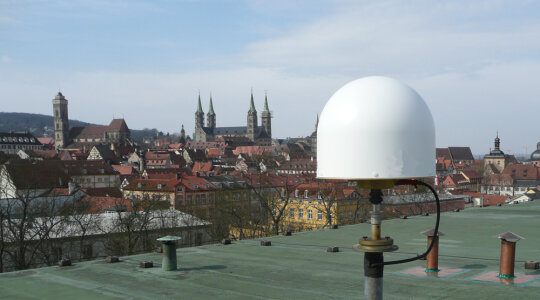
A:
179,124,186,144
207,95,216,128
247,91,258,141
195,93,204,129
261,92,272,138
52,92,69,150
310,114,318,158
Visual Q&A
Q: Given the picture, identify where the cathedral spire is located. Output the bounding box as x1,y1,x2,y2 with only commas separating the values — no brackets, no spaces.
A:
263,91,269,111
208,94,215,116
196,92,203,114
249,90,256,113
315,114,319,131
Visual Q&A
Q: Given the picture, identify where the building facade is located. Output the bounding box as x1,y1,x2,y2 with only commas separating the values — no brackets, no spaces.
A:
0,131,43,155
484,133,510,173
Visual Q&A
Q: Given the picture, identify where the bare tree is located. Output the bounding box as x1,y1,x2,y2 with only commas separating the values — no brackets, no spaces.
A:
239,172,298,236
104,195,167,255
0,162,72,271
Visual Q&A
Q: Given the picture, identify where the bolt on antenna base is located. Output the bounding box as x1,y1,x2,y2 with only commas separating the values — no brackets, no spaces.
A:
354,236,399,252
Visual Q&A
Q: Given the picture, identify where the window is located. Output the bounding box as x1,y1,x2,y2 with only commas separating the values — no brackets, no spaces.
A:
348,211,354,221
294,190,299,197
289,208,295,219
317,210,323,221
298,208,303,219
308,209,313,220
304,190,308,198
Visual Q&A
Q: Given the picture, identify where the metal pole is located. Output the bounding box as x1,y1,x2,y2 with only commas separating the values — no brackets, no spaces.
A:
364,252,383,300
365,191,384,300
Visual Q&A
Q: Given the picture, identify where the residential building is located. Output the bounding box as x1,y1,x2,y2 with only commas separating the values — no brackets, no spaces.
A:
122,178,177,209
0,131,43,154
59,160,120,189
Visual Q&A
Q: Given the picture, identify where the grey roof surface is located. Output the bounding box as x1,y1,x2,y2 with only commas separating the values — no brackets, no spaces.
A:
3,201,540,299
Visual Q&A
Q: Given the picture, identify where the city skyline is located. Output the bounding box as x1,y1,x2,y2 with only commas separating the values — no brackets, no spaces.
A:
1,1,540,154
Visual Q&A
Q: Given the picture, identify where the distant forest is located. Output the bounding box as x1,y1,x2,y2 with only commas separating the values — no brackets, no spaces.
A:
0,112,161,143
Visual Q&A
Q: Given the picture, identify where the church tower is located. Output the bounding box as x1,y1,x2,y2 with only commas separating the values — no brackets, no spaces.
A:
52,92,69,150
261,92,272,138
310,114,318,158
195,93,204,129
207,95,216,128
494,132,501,152
179,124,186,144
247,91,258,141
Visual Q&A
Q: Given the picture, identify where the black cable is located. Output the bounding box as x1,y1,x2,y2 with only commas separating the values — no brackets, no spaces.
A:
373,179,441,267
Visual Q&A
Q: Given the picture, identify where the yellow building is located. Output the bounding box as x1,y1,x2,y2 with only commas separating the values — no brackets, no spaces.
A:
484,134,511,173
279,183,368,232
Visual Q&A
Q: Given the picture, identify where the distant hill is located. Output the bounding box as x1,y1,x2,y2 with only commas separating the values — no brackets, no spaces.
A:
0,112,160,143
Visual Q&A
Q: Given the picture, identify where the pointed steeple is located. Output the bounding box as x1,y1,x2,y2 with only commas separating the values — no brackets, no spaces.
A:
196,92,203,114
263,91,269,111
249,90,256,113
315,114,319,131
208,94,215,116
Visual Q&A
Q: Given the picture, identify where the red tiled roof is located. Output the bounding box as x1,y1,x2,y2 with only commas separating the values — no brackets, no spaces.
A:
123,178,178,192
58,160,117,176
436,148,451,160
81,196,131,213
70,125,108,139
484,173,514,185
192,162,213,172
37,137,54,145
502,164,538,180
112,165,135,175
483,195,510,206
206,148,222,158
448,147,474,161
33,150,58,159
82,187,123,198
461,170,482,180
168,143,184,150
108,119,129,132
177,175,215,192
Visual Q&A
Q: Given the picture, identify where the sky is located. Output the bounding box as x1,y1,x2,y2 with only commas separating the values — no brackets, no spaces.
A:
1,0,540,155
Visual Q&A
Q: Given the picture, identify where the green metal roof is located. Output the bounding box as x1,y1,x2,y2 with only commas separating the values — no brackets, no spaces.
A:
248,92,256,113
2,201,540,299
207,97,215,116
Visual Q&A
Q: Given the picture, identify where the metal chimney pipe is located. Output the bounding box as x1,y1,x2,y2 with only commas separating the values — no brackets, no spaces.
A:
499,239,516,278
420,229,446,273
157,236,182,271
493,232,524,279
426,235,439,272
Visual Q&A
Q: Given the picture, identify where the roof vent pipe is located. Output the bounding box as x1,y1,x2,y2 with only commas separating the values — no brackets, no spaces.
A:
157,236,182,271
494,232,524,279
421,229,446,273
